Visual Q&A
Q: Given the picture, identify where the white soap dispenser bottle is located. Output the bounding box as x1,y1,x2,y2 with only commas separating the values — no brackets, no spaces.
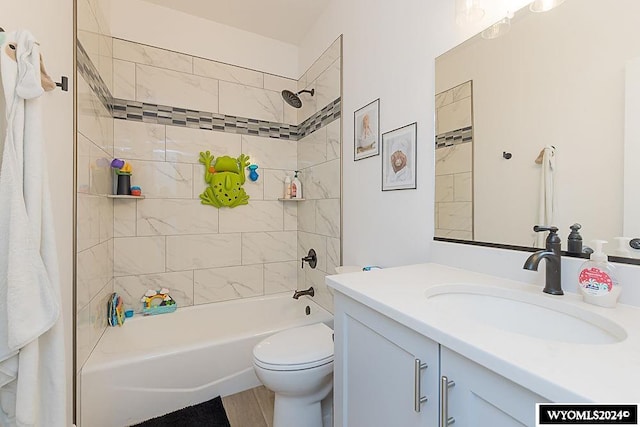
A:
577,240,621,308
292,170,302,199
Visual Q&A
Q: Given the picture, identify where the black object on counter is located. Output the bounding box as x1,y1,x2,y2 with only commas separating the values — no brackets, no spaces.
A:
567,223,583,254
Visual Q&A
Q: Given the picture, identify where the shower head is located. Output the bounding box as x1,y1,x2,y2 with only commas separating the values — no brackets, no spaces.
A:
281,88,315,109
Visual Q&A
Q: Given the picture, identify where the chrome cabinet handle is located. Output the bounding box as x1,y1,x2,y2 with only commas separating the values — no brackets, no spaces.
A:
414,359,428,412
440,376,456,426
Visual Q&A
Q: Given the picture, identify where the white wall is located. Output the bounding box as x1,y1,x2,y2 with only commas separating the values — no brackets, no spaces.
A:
110,0,300,79
3,1,74,423
299,0,640,308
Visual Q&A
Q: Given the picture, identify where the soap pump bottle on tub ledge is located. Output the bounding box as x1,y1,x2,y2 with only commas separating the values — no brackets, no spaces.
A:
577,240,621,308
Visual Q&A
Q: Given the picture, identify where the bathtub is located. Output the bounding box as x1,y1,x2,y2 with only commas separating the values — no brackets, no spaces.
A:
80,294,333,427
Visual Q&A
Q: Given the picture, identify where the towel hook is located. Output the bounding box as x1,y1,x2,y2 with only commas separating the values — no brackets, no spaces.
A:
502,151,512,160
56,76,68,92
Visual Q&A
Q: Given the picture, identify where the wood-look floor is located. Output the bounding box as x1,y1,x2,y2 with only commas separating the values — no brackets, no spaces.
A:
223,386,275,427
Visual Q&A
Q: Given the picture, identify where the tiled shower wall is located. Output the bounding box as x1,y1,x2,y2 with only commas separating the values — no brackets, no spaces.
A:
296,39,342,312
434,81,473,240
76,0,114,371
108,38,342,314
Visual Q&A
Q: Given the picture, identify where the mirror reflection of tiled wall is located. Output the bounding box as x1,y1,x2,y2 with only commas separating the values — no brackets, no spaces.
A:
434,81,473,240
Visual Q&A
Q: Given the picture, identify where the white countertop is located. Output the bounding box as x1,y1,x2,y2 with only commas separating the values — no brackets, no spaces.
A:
326,263,640,403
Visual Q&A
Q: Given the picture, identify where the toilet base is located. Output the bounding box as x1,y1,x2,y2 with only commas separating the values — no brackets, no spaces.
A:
273,395,323,427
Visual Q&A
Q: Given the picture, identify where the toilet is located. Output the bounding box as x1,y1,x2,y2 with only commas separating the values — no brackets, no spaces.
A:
253,323,334,427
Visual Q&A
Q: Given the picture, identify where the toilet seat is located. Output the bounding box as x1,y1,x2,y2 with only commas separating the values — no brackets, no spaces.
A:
253,323,334,371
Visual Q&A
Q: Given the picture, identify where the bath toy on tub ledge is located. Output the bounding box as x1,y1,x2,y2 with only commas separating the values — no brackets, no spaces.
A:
141,288,177,316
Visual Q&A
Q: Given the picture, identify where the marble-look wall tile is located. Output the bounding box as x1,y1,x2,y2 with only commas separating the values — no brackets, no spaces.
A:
114,120,166,161
435,144,473,176
194,264,263,304
263,74,297,93
264,261,298,295
438,202,473,231
76,302,92,371
165,126,241,164
326,237,341,275
114,236,166,276
303,268,333,313
298,126,327,169
218,201,283,233
297,231,327,272
219,81,283,123
97,196,114,241
326,119,341,161
297,82,317,124
284,203,297,231
193,58,263,88
137,199,218,236
241,135,297,170
315,59,341,114
166,233,241,271
78,75,112,155
113,59,135,100
263,169,287,200
88,281,113,355
242,231,297,264
90,143,113,196
76,240,111,311
77,195,100,252
436,97,472,135
454,172,472,202
435,175,454,202
297,200,316,233
114,200,136,237
114,39,193,73
114,271,194,313
316,199,340,238
305,38,341,85
435,89,454,109
131,160,193,198
78,134,92,194
453,81,472,101
284,104,298,126
302,159,341,200
243,176,264,201
136,64,219,113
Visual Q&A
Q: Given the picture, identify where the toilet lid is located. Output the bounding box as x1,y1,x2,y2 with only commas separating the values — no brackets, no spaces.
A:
253,323,334,370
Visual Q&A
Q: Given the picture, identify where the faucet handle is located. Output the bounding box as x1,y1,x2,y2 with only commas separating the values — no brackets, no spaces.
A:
533,225,558,233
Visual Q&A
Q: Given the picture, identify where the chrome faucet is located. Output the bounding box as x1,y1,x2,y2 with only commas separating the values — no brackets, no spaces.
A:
523,225,563,295
293,286,315,299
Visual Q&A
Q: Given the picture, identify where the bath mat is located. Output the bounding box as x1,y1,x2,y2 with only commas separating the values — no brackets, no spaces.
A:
131,396,231,427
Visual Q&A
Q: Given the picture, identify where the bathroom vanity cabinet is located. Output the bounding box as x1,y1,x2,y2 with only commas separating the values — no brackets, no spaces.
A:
334,293,549,427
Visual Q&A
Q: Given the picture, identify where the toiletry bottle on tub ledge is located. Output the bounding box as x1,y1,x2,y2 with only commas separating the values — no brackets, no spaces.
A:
577,240,621,308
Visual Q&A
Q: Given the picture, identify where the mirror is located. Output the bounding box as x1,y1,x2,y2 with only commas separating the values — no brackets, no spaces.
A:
434,0,640,261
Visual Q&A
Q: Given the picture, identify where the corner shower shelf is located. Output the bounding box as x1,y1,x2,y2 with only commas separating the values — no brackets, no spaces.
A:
107,195,145,199
278,198,306,201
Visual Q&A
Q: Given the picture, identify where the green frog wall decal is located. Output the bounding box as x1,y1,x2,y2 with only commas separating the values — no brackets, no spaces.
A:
199,151,251,208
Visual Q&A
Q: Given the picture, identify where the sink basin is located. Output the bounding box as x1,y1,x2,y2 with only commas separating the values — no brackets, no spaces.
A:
425,284,627,345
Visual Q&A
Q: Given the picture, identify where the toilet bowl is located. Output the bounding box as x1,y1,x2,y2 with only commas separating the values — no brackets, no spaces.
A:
253,323,334,427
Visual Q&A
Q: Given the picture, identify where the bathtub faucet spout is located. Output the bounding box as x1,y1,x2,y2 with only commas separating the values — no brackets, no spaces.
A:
293,287,315,299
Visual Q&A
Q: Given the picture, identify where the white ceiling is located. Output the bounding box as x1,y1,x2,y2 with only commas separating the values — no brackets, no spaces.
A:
140,0,331,45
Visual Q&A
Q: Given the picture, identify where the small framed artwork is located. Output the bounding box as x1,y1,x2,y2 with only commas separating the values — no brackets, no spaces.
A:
354,98,380,161
382,122,417,191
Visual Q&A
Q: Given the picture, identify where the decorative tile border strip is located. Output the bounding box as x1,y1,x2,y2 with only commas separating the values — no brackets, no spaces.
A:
435,126,472,149
297,98,342,140
77,41,112,112
77,40,341,141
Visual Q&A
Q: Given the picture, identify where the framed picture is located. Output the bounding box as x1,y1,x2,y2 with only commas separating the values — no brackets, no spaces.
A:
354,98,380,160
382,122,417,191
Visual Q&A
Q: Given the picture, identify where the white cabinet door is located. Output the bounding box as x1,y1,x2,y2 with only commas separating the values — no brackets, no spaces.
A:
440,347,549,427
334,294,439,427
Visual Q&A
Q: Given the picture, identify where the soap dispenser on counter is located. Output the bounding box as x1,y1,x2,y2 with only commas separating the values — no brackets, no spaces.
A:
577,240,621,308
